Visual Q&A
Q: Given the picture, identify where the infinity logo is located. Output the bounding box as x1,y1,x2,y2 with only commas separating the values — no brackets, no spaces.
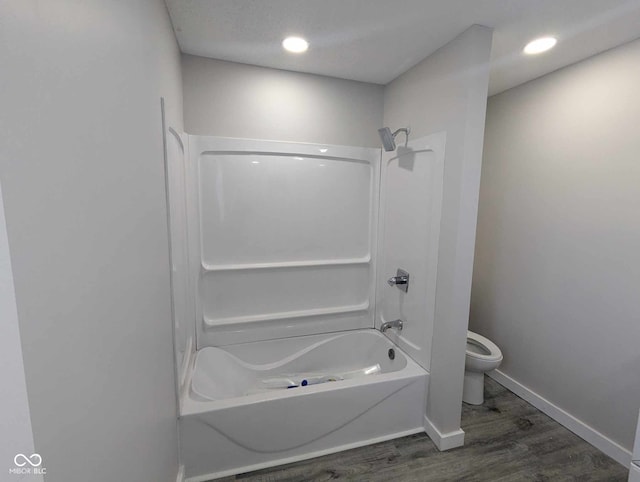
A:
14,453,42,467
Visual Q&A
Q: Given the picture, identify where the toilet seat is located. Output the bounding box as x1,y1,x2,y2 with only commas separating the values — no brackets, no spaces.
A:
464,330,503,404
466,331,502,362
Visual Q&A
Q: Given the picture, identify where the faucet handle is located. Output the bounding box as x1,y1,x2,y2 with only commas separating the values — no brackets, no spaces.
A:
387,268,410,293
387,276,408,286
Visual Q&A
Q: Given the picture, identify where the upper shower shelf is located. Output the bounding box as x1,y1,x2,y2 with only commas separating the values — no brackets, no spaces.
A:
202,256,371,272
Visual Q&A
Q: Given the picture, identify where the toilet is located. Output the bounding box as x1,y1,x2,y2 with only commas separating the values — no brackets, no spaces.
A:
463,331,503,405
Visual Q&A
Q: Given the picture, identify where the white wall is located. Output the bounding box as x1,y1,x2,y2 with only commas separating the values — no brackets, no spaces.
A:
182,55,384,147
472,37,640,454
383,25,493,446
0,2,183,481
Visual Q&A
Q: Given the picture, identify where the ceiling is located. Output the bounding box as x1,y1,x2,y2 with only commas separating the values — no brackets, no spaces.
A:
165,0,640,95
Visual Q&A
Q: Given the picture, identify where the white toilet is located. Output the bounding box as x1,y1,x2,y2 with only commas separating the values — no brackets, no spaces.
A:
463,330,503,405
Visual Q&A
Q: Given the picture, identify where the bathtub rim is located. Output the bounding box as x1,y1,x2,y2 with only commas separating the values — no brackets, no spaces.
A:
180,328,428,416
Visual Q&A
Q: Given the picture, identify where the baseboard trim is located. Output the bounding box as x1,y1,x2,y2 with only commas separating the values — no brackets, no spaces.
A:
176,464,185,482
423,415,465,451
184,427,425,481
488,369,631,467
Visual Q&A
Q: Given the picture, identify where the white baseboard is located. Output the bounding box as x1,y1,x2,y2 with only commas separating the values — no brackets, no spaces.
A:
185,427,425,481
488,369,631,467
423,415,465,451
176,464,185,482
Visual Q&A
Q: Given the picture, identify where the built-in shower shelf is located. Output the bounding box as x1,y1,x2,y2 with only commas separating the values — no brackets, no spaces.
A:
202,256,371,272
204,302,370,327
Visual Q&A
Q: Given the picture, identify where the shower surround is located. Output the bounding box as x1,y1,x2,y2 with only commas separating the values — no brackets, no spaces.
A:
167,133,446,480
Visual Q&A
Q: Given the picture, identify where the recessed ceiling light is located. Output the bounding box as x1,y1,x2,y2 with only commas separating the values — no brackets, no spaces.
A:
524,37,557,55
282,36,309,53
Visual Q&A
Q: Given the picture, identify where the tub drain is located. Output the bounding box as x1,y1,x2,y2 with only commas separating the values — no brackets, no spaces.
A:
388,348,395,360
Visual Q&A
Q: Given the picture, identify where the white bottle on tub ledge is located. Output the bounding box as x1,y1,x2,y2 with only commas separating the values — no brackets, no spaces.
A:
630,409,640,482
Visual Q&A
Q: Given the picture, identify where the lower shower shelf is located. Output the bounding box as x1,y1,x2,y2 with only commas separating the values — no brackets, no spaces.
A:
202,256,371,272
203,302,370,327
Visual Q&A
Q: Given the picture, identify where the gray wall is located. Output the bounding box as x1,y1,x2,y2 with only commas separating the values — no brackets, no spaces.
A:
0,180,41,480
384,25,493,442
0,1,183,481
472,38,640,451
182,54,384,147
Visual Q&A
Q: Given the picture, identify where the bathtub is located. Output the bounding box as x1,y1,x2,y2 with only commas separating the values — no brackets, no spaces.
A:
180,329,428,481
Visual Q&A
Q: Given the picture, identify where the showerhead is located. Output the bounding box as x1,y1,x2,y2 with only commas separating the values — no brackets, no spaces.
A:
378,127,395,151
377,126,410,152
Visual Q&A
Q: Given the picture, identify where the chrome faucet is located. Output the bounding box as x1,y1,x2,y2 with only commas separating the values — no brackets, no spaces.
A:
380,319,403,333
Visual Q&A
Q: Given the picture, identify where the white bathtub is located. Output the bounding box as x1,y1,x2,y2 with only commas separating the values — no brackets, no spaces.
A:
180,329,428,481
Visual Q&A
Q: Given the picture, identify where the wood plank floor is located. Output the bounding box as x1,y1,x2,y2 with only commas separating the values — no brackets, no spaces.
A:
215,378,629,481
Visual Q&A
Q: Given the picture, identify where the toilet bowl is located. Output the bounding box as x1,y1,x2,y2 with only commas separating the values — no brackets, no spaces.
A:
463,331,502,405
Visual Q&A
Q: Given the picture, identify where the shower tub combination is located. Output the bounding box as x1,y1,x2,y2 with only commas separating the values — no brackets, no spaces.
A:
165,133,446,480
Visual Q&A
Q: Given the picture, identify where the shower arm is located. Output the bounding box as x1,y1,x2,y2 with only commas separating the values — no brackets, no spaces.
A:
392,127,410,145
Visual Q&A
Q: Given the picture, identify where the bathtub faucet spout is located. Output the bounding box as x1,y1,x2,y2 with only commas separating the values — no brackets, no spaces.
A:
380,319,403,333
